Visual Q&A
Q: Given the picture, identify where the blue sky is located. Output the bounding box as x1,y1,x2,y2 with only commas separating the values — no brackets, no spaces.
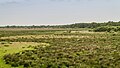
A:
0,0,120,25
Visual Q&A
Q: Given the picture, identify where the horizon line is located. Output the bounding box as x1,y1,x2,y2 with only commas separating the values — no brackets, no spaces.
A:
0,21,119,26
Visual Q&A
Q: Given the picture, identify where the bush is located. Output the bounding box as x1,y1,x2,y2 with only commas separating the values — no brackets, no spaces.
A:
93,26,120,32
3,33,120,68
4,45,9,47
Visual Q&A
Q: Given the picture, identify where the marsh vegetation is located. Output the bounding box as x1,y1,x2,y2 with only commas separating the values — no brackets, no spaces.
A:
0,27,119,68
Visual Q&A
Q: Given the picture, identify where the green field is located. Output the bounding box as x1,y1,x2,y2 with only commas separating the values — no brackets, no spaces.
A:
0,28,120,68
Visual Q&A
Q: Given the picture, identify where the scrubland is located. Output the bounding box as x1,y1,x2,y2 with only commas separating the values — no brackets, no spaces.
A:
0,28,120,68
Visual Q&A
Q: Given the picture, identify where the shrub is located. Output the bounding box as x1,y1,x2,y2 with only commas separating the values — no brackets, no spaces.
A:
93,26,120,32
4,45,9,47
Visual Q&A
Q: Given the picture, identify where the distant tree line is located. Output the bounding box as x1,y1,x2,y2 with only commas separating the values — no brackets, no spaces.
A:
0,21,120,28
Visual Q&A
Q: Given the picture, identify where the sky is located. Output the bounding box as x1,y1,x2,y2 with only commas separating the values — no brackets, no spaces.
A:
0,0,120,25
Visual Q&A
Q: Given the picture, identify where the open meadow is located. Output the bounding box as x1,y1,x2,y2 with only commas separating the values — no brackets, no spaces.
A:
0,28,120,68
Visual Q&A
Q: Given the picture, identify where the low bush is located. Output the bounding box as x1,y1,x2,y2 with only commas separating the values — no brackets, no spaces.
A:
93,26,120,32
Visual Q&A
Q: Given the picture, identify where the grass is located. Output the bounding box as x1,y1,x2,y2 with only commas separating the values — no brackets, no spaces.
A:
0,29,119,68
0,42,49,68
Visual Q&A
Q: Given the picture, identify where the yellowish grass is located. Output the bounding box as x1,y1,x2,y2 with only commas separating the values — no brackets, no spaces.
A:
1,35,91,39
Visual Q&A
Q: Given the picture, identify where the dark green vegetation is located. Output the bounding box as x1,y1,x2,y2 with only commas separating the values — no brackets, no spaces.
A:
93,26,120,32
0,29,120,68
1,21,120,28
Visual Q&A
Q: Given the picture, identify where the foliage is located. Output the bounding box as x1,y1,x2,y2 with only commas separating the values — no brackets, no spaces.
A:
93,26,120,32
0,30,120,68
0,21,120,28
